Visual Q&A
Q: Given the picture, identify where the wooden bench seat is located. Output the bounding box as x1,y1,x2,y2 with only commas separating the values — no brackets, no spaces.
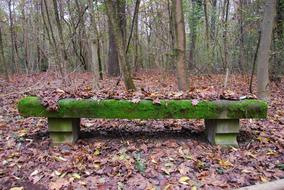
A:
18,96,268,146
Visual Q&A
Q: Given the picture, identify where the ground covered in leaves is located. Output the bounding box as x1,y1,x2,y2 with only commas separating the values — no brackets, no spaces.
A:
0,71,283,190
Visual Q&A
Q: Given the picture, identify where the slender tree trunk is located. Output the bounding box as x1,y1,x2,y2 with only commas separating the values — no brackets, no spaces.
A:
256,0,276,100
173,0,188,91
105,0,136,90
167,0,175,50
22,6,29,74
34,1,41,72
75,0,92,71
210,0,217,40
89,0,102,88
126,0,140,54
66,0,83,68
52,0,69,84
222,0,229,71
128,0,141,72
189,0,201,69
133,3,139,72
42,0,62,74
91,40,100,89
204,0,209,49
108,22,120,76
249,31,261,94
238,0,245,72
0,24,9,80
8,0,19,73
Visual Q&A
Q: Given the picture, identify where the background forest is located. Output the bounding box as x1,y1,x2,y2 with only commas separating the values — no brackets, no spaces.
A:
0,0,283,89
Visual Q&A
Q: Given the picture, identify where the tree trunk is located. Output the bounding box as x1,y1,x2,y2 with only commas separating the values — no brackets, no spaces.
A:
21,5,29,74
133,2,139,72
108,23,120,76
105,0,136,91
204,0,209,49
167,0,175,51
42,0,63,76
126,0,141,72
75,0,92,71
126,0,140,54
222,0,229,71
107,0,126,77
238,0,245,72
256,0,276,100
173,0,188,91
8,0,20,73
189,0,202,69
52,0,68,84
89,0,103,88
210,0,217,40
0,24,9,80
91,40,100,89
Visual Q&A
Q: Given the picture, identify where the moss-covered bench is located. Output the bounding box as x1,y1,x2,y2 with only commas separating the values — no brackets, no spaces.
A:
17,96,267,146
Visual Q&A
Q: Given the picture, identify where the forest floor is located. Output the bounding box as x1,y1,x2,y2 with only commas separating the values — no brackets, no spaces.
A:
0,71,283,190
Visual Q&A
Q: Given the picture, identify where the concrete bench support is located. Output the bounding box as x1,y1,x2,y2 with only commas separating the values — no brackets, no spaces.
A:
205,119,240,147
48,118,80,144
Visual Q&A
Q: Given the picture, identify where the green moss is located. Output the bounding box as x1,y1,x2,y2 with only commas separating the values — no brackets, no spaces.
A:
226,100,268,118
18,96,267,119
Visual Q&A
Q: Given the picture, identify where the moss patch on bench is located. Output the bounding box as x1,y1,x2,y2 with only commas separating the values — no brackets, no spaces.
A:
18,96,267,119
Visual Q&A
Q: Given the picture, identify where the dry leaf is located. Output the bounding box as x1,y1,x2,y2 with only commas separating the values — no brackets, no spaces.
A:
179,176,190,185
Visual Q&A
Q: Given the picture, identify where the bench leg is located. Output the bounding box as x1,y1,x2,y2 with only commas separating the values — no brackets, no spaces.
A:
205,119,239,147
48,118,80,144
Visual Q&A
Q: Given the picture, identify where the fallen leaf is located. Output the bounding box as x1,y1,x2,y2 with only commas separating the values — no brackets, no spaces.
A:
94,149,100,156
9,187,23,190
55,156,67,162
219,159,233,169
72,173,81,179
179,176,190,185
30,169,39,176
260,176,268,183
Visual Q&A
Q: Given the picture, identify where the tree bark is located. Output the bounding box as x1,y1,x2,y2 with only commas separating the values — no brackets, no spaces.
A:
105,0,136,91
256,0,276,100
126,0,141,54
89,0,103,88
8,0,20,73
0,23,9,80
52,0,69,84
75,0,92,71
204,0,209,49
107,0,126,77
189,0,202,69
108,22,120,76
238,0,245,72
210,0,217,40
21,5,29,74
42,0,63,76
133,1,140,72
173,0,188,91
167,0,175,51
222,0,230,71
